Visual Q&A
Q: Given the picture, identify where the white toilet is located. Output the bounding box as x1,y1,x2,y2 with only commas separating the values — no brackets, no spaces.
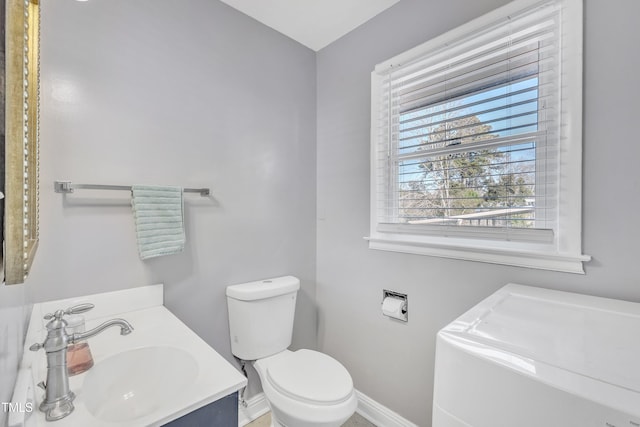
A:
226,276,357,427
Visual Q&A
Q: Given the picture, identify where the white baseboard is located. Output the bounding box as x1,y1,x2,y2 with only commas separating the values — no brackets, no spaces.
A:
238,390,416,427
238,392,270,427
355,390,418,427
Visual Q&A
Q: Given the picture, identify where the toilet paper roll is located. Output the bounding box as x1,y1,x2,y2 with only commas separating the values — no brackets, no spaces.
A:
382,296,406,321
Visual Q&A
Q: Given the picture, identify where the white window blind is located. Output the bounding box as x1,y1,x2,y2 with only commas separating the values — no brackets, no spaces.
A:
369,0,589,273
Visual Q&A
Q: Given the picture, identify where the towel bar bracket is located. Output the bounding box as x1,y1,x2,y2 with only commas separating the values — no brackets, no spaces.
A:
54,181,73,193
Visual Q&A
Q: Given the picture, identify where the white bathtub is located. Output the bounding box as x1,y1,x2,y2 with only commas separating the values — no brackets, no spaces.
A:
433,284,640,427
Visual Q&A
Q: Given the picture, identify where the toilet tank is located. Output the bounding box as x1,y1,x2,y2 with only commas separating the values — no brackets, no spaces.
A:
226,276,300,360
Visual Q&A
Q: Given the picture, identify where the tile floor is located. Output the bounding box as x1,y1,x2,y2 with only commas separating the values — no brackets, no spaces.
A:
245,411,376,427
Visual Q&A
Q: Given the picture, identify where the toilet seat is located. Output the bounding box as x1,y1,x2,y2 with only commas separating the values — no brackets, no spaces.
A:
265,349,353,405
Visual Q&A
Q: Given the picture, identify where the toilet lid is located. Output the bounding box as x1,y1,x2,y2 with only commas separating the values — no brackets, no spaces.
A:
266,349,353,405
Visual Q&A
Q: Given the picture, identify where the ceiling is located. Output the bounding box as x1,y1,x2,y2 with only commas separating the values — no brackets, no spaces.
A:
219,0,402,51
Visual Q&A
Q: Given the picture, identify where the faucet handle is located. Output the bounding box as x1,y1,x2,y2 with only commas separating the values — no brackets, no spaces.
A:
65,303,95,315
43,303,95,320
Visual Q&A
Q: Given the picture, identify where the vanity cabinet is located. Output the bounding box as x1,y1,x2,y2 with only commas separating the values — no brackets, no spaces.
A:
165,392,238,427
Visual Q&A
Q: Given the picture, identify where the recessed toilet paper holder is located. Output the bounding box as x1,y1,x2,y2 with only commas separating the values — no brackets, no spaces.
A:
382,290,408,322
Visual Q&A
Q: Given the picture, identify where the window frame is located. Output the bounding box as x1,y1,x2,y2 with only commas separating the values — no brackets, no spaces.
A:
368,0,589,273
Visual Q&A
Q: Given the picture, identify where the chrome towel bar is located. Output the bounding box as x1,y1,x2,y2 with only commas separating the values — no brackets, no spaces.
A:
53,181,210,197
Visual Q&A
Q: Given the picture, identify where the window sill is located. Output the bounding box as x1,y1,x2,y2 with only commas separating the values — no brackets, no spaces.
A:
365,236,590,274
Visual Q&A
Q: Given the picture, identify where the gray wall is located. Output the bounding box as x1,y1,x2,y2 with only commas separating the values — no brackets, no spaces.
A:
316,0,640,424
27,0,317,398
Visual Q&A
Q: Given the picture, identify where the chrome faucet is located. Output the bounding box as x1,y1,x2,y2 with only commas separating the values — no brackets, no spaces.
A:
29,303,133,421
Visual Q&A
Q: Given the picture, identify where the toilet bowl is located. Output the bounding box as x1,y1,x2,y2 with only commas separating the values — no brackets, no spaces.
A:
254,349,357,427
226,276,357,427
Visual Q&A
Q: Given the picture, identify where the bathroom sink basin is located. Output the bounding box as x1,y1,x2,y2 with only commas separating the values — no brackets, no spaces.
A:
82,346,198,423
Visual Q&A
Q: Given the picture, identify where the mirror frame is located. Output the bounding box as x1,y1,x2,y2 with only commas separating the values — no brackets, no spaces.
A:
4,0,40,285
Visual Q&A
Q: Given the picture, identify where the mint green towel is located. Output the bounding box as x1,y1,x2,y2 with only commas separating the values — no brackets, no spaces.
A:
131,185,185,260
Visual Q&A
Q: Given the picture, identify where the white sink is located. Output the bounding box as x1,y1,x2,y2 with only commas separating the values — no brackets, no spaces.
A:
82,346,198,422
20,285,248,427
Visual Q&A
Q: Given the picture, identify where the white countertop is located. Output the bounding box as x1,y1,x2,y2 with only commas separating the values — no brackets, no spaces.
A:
14,285,247,427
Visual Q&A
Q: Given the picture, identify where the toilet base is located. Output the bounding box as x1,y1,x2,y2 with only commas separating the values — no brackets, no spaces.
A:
269,403,355,427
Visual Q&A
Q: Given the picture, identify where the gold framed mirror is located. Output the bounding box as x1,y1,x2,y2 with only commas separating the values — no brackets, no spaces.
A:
3,0,40,285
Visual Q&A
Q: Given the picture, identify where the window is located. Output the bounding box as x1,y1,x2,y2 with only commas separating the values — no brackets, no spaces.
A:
368,0,589,273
